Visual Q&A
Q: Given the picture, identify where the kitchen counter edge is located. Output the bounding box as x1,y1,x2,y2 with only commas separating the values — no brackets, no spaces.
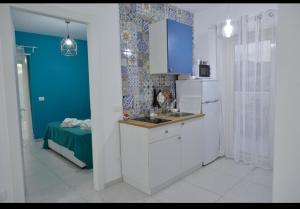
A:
119,113,205,129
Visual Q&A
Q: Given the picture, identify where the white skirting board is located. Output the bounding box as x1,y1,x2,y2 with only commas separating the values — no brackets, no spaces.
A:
47,139,86,168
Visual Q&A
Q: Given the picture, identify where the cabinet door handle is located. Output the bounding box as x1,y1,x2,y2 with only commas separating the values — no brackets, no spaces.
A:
178,136,182,140
165,130,168,134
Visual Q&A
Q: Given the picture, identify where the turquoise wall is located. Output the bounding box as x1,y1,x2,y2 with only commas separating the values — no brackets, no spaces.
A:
15,31,91,139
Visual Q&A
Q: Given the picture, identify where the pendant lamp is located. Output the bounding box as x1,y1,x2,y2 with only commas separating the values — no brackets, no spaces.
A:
61,20,77,56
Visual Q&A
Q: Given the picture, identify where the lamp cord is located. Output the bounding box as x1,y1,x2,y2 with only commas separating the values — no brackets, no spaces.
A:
67,22,70,38
227,4,230,20
65,20,70,38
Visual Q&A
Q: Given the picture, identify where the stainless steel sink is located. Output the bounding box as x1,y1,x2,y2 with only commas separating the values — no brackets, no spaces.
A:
133,117,171,124
168,112,195,117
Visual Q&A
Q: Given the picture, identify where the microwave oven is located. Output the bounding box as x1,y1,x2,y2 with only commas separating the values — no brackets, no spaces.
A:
199,64,210,77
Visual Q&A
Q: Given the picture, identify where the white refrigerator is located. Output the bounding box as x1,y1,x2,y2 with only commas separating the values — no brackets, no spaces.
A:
176,79,221,165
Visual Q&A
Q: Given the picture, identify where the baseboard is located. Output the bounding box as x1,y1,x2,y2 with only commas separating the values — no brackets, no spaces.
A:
104,177,123,188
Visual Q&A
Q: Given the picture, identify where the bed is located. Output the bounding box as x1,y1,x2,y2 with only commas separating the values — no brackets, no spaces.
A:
43,121,93,169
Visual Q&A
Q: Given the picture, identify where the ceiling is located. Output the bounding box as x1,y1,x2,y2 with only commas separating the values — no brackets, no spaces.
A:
12,9,87,40
11,4,226,39
172,3,223,14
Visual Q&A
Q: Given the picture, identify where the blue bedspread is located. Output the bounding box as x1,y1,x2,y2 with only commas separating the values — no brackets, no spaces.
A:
43,121,93,169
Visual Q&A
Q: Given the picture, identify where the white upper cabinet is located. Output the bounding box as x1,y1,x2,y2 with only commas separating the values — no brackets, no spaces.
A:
149,19,193,74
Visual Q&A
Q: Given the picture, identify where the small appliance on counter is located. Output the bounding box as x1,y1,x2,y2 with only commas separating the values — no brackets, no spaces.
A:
177,60,211,80
199,60,211,78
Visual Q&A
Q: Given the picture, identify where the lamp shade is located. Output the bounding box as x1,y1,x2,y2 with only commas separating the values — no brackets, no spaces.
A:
61,20,77,56
222,19,234,38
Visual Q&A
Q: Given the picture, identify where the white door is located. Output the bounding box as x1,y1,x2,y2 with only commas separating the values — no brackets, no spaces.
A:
181,119,203,171
16,49,33,142
202,101,220,165
149,136,181,188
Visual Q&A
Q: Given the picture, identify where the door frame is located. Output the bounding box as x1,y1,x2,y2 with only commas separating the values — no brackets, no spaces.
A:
16,50,34,142
0,4,121,202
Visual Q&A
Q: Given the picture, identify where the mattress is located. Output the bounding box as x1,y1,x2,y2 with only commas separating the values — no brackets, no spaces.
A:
43,121,93,169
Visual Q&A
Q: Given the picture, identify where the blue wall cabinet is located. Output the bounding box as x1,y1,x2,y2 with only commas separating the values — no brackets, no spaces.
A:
149,19,192,74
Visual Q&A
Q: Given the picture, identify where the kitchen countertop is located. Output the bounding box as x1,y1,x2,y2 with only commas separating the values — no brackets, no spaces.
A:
119,113,205,128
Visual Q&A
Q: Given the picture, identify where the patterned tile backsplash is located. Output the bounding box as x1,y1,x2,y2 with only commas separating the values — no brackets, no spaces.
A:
119,3,194,118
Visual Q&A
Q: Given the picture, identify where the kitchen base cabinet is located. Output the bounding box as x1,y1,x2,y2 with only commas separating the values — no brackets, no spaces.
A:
119,117,204,194
181,119,204,172
149,135,182,188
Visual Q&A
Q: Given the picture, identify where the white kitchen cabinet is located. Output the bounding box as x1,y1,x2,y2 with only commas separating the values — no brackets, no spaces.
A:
119,117,203,194
181,119,203,171
149,135,182,188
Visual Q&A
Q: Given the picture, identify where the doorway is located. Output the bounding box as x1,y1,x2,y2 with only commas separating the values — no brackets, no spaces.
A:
16,46,34,143
1,4,121,202
12,8,95,202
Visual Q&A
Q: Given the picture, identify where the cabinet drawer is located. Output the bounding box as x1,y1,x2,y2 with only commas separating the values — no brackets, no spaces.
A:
149,123,180,143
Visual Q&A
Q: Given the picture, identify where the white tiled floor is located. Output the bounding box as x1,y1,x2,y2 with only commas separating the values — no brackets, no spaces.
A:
23,140,273,203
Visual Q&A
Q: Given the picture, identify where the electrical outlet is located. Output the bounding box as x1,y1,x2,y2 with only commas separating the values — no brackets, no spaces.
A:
38,96,45,102
0,189,7,202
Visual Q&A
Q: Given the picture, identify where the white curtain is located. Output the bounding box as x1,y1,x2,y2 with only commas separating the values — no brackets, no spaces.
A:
217,10,277,169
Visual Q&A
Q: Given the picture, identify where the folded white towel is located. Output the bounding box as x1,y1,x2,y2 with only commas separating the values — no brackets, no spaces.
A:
61,118,82,128
80,119,92,130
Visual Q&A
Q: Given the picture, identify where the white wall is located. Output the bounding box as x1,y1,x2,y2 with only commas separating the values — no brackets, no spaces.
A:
0,41,15,202
0,4,123,202
0,5,25,202
64,3,124,186
273,4,300,202
193,3,278,79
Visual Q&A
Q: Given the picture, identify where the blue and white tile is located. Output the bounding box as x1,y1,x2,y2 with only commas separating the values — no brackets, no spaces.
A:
167,6,177,20
123,95,134,109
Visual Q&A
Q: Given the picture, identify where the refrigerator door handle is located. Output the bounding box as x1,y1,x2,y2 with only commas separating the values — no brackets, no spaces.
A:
202,99,219,104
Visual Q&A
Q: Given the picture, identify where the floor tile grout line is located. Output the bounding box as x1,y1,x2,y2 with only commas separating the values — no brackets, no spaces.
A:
242,169,273,188
181,163,254,197
183,172,246,202
197,161,258,202
240,178,273,189
24,151,67,183
216,172,248,201
208,166,255,180
24,140,95,203
216,170,273,202
182,178,223,197
23,145,85,199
